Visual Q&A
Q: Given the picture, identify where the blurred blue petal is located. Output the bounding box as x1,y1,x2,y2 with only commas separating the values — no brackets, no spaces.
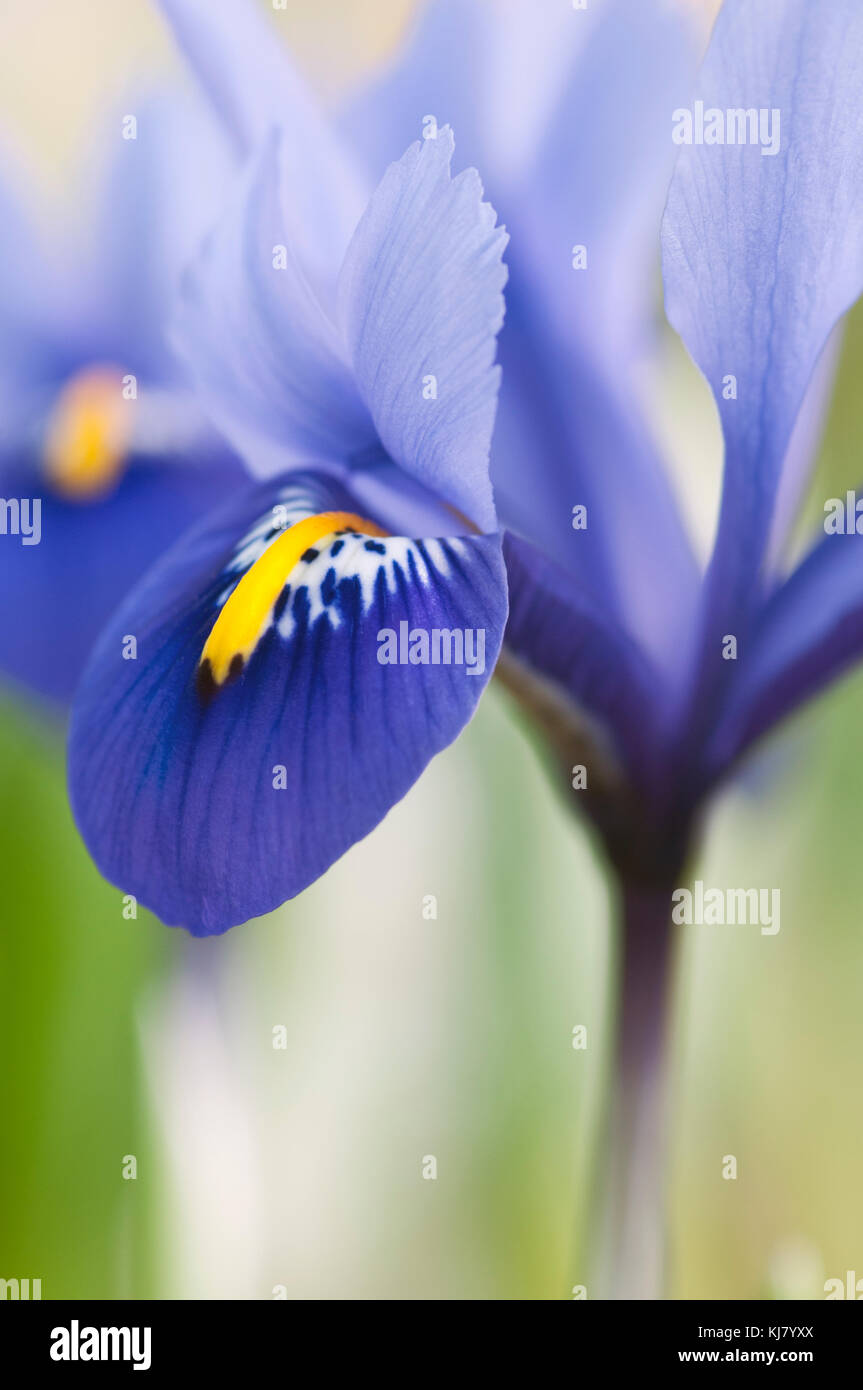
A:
157,0,366,291
0,158,60,361
0,451,241,705
0,157,75,445
0,88,247,709
342,0,486,176
82,88,235,383
173,132,374,479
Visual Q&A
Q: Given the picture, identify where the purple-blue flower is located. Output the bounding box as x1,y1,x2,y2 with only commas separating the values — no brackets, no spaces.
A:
0,89,244,705
68,0,863,967
344,0,863,891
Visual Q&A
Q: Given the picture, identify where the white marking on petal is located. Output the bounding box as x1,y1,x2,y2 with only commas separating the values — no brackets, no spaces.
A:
214,487,467,647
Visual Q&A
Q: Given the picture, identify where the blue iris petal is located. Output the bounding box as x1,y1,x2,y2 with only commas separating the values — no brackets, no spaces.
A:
338,125,507,534
68,472,506,934
707,529,863,782
503,534,667,795
662,0,863,714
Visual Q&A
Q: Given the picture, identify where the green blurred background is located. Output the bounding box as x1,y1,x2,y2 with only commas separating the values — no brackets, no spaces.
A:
0,0,860,1300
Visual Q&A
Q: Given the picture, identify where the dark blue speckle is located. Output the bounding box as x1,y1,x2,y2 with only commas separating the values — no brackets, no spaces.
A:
321,568,337,605
273,586,291,623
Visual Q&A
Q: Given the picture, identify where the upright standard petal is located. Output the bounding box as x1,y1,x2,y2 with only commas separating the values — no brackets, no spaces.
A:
662,0,863,669
172,132,376,479
157,0,365,287
338,127,508,533
68,474,506,934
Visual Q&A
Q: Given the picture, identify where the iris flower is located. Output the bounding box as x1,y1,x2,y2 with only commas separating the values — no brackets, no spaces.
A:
0,91,243,704
68,0,863,1296
69,17,510,934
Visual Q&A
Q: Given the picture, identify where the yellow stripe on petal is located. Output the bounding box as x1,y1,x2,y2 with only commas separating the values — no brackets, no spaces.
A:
44,365,134,500
197,510,388,702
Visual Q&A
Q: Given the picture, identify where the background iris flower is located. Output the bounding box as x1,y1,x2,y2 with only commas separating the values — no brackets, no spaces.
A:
64,0,863,1298
346,0,863,1294
0,89,243,705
